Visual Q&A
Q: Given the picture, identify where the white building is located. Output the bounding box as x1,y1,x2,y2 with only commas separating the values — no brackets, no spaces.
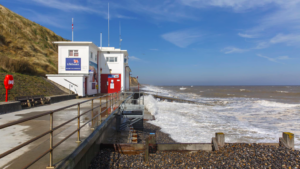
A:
46,41,131,96
100,47,131,91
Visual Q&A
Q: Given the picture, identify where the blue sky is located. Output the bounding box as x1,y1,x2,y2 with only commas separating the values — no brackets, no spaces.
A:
2,0,300,85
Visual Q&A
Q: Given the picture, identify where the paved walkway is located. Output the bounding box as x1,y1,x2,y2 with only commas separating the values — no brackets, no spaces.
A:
0,97,113,169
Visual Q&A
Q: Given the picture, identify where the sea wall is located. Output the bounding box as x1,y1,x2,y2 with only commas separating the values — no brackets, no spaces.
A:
0,101,21,114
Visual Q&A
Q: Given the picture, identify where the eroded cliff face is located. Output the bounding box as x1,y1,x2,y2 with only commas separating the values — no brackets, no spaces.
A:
130,77,139,86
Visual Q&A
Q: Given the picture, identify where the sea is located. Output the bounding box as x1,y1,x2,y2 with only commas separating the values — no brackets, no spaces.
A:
141,85,300,149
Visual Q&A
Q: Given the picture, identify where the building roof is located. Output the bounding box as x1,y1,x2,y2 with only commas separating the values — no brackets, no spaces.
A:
52,41,128,55
53,41,99,49
99,47,128,56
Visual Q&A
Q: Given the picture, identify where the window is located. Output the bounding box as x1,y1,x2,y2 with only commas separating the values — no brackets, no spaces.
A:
106,57,118,62
109,57,115,62
74,50,78,56
69,50,79,57
90,52,93,59
124,58,127,63
95,54,97,61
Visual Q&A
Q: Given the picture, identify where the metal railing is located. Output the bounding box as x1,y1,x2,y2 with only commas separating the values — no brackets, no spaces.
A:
0,92,127,169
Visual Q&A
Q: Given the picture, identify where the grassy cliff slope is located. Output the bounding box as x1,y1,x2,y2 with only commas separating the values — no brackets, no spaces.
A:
0,4,67,76
0,5,68,101
0,70,66,101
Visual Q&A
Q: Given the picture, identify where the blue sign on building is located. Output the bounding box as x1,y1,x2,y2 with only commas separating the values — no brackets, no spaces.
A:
66,58,81,71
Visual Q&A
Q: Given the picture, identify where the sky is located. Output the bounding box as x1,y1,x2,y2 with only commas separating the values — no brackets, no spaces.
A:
2,0,300,85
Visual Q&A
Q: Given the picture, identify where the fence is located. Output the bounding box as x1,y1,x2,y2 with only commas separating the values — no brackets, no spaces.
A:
0,92,130,169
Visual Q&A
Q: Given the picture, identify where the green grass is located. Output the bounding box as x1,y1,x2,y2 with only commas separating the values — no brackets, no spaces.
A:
0,4,67,76
0,71,66,101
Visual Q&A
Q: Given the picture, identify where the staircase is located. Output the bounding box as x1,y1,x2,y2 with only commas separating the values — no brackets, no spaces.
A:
46,79,75,94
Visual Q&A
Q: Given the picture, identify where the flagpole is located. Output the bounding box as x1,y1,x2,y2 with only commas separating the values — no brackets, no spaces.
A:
72,18,74,41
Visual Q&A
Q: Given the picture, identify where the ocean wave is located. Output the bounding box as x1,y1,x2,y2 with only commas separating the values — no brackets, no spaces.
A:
276,91,289,93
141,85,300,149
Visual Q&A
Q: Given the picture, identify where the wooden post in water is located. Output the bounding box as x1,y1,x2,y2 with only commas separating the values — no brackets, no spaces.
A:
280,132,294,149
144,136,149,163
216,132,225,147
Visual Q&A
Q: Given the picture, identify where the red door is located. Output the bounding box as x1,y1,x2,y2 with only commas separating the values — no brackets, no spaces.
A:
101,74,121,93
101,74,108,93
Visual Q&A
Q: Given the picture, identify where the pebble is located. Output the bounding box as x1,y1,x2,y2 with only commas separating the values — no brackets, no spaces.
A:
89,122,300,168
90,144,300,168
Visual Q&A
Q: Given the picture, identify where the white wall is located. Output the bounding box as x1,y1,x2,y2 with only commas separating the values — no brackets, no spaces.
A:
99,52,111,74
104,53,125,90
88,45,99,95
58,45,89,74
47,76,84,96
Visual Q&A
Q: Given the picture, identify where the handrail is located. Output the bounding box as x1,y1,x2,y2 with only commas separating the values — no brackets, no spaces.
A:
0,91,132,169
0,94,110,130
64,79,78,87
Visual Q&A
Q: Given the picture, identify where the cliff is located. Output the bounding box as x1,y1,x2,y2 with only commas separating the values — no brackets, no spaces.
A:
0,4,66,76
130,77,139,86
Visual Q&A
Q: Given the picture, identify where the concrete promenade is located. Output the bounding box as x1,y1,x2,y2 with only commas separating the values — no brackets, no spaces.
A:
0,97,111,169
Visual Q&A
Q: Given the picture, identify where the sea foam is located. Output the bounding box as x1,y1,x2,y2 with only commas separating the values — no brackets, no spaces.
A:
142,85,300,149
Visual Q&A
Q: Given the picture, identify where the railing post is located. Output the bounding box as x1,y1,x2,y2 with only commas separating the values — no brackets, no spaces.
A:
106,95,108,115
47,112,55,169
116,92,118,104
111,93,113,114
91,99,94,130
99,97,102,124
76,104,81,143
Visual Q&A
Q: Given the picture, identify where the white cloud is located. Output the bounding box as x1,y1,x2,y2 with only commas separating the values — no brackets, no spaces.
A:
121,0,197,22
222,47,248,54
30,0,103,14
277,56,290,60
21,0,300,27
257,54,290,63
254,41,270,49
179,0,281,11
238,33,257,38
22,0,132,19
252,33,300,50
257,54,279,63
129,56,140,60
161,29,203,48
270,33,300,45
150,49,158,51
18,9,67,29
247,1,300,33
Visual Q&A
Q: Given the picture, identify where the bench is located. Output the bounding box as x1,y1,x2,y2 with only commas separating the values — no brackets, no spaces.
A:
15,95,46,107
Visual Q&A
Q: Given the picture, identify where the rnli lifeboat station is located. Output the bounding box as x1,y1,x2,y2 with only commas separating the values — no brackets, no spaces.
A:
46,41,131,96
